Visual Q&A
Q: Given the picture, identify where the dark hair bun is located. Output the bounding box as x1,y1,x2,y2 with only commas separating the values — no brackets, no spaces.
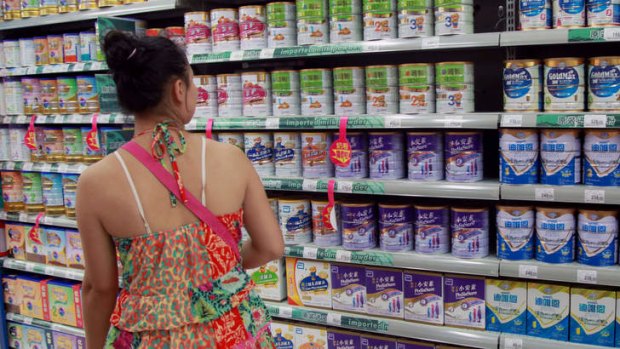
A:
103,31,141,72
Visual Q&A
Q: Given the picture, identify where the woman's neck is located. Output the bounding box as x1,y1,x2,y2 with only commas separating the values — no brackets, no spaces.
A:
133,113,185,136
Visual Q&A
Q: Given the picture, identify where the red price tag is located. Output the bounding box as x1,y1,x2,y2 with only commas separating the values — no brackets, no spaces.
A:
206,118,214,139
330,116,352,167
23,115,37,150
28,212,45,245
86,114,100,151
322,180,337,230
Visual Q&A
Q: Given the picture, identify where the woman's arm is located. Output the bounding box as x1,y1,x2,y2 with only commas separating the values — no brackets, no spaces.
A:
76,170,119,348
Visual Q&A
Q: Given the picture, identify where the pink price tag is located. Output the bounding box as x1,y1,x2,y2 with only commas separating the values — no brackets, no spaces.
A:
206,118,214,139
322,180,337,230
23,115,37,150
329,116,352,167
28,212,45,245
86,114,100,151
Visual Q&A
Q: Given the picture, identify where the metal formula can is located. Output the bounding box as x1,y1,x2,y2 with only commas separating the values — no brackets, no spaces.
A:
536,207,576,264
415,205,449,254
312,200,342,246
21,0,40,17
369,132,405,179
297,17,330,45
379,204,414,252
22,78,41,115
553,0,586,27
244,132,275,177
301,132,334,178
42,172,65,216
398,8,433,38
407,132,443,181
3,0,21,19
77,0,98,10
185,12,212,55
268,20,297,47
504,59,543,112
499,129,540,184
8,125,29,161
217,132,245,152
47,35,64,65
301,69,334,115
40,0,58,14
341,202,377,250
279,199,312,245
587,0,620,26
217,74,242,117
540,129,581,185
268,2,296,21
544,57,585,111
330,15,363,43
496,205,535,260
77,75,99,113
5,78,24,115
211,8,241,53
399,63,435,114
2,171,24,212
434,5,474,35
57,0,77,12
78,31,97,62
274,132,302,177
577,209,618,266
22,172,44,213
333,67,366,115
335,132,369,178
366,65,399,114
240,5,268,50
363,0,398,40
194,75,218,118
4,40,21,68
242,71,272,117
451,207,489,259
62,34,80,63
43,127,65,162
0,128,9,161
436,61,474,85
519,0,553,30
588,56,620,111
436,83,474,113
583,130,620,186
19,38,35,67
272,70,301,116
445,132,483,182
40,78,59,114
63,127,83,163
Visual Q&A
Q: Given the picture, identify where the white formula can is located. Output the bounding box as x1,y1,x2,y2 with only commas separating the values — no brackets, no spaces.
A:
4,40,20,68
211,8,241,53
4,78,24,115
499,129,540,184
185,11,212,55
240,5,268,50
497,205,535,260
583,130,620,187
588,56,620,111
436,84,474,113
19,38,35,67
333,66,366,115
274,132,302,177
519,0,553,30
301,69,334,115
244,132,275,176
544,57,585,111
504,59,543,112
312,200,342,247
577,209,618,266
279,199,313,245
587,0,620,26
242,71,272,117
541,129,582,185
268,20,298,47
297,18,330,45
398,9,433,37
363,12,398,40
366,86,399,114
272,70,301,116
194,75,218,118
434,5,474,35
217,74,242,117
553,0,586,27
8,126,30,161
0,128,9,161
301,132,334,178
330,15,363,43
399,63,435,114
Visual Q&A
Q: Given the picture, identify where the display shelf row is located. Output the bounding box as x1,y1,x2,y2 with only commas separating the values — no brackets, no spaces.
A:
5,312,85,337
499,334,612,349
0,161,86,174
0,113,132,125
500,184,619,205
500,113,620,129
500,27,620,47
0,211,77,228
2,259,83,281
0,61,107,77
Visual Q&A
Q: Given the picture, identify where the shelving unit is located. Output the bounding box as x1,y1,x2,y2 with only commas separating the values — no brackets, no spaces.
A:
500,113,620,129
501,184,620,205
500,27,620,46
5,313,84,337
1,113,132,125
2,259,83,281
0,161,86,174
0,61,108,77
0,211,77,229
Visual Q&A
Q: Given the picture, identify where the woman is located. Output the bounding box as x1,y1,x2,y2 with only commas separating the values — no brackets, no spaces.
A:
76,31,283,348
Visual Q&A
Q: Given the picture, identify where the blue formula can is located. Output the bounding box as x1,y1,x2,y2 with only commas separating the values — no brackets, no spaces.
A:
369,132,405,179
274,132,302,178
503,59,543,112
536,207,576,263
497,205,535,260
244,132,275,177
445,132,483,182
278,199,312,245
451,207,489,259
415,205,450,254
584,130,620,186
500,129,539,184
587,0,620,26
407,132,443,181
341,203,377,250
335,132,368,179
379,204,414,252
541,129,581,185
553,0,586,27
41,172,65,216
588,56,620,111
577,209,618,266
519,0,553,29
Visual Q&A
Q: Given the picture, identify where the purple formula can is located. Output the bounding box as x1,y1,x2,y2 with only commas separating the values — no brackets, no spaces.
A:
451,207,489,259
369,132,405,179
302,132,334,178
407,132,444,181
335,132,369,179
415,205,450,254
379,204,414,252
445,132,483,182
341,203,377,250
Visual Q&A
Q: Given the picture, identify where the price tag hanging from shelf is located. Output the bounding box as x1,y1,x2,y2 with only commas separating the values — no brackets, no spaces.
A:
322,179,338,231
86,114,101,152
205,118,214,140
24,115,37,150
28,212,45,247
329,116,352,167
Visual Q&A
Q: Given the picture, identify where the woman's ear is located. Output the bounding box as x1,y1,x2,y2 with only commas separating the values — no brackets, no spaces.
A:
171,78,185,105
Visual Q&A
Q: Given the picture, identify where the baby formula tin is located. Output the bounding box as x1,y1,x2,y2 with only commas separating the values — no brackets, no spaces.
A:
22,172,44,213
500,129,540,184
268,20,297,47
78,31,97,62
297,18,329,45
279,199,312,245
8,125,29,161
0,128,9,161
527,282,570,341
436,61,474,85
63,127,83,163
57,77,78,114
570,288,616,347
211,8,241,53
588,56,620,111
43,127,65,162
47,35,64,65
398,0,433,38
544,57,585,111
330,14,363,43
3,0,21,19
286,258,332,308
399,63,435,114
272,70,301,116
240,6,268,50
244,132,275,177
301,69,334,116
577,209,618,266
366,64,398,88
21,0,40,17
519,0,553,29
541,129,581,185
342,203,377,250
504,59,543,112
445,132,483,182
193,75,218,118
22,78,41,115
185,12,212,55
4,40,21,68
78,0,98,10
42,172,65,216
587,0,620,26
497,205,535,260
584,130,620,186
312,200,342,246
436,62,475,113
554,0,586,27
331,263,366,313
217,74,242,117
301,132,333,178
485,279,528,335
2,171,25,212
369,132,405,179
366,267,404,318
403,270,444,325
333,67,366,115
81,127,103,163
19,38,36,67
379,204,414,252
536,207,576,263
363,0,398,40
242,71,272,117
451,207,489,259
62,34,80,63
62,173,79,219
5,79,24,115
34,37,49,66
77,75,99,113
407,132,443,181
217,132,244,152
57,0,77,12
415,206,450,254
335,132,368,179
443,274,486,329
434,3,474,35
274,132,302,177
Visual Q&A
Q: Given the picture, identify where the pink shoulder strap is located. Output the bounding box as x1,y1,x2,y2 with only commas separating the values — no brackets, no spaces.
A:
121,141,241,260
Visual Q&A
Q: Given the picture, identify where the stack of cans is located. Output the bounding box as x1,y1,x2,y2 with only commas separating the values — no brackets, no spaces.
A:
211,8,241,53
399,63,435,114
398,0,434,38
333,66,366,115
272,70,301,116
297,0,329,45
301,68,334,115
242,71,272,117
217,73,243,117
194,75,218,118
240,5,268,50
330,0,363,43
366,65,399,115
267,2,297,47
184,11,212,56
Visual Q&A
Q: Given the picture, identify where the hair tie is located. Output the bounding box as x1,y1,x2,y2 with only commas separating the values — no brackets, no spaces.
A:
127,48,137,60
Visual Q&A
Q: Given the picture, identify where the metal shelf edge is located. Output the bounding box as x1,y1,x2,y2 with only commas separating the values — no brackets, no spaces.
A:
499,334,613,349
499,259,620,287
6,312,85,337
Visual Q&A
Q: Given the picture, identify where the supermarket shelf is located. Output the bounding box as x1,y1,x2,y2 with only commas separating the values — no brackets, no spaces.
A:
265,301,499,349
190,33,500,64
286,244,499,277
0,161,86,174
5,312,84,337
500,259,620,287
2,259,84,281
188,113,500,131
0,61,107,77
262,177,501,200
0,0,193,30
501,184,620,205
1,113,131,125
0,211,77,228
500,334,612,349
501,27,620,46
500,113,620,128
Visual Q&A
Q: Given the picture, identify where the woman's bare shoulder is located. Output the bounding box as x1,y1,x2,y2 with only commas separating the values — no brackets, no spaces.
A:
77,153,122,192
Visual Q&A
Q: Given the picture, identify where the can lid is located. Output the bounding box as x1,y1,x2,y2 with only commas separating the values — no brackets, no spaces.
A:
589,56,620,65
544,57,585,67
504,59,541,68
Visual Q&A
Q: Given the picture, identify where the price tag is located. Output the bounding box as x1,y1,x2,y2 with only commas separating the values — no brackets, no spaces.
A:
18,212,28,221
279,306,293,318
22,162,33,171
40,163,53,172
535,188,555,201
42,65,55,73
604,27,620,41
265,118,280,129
501,114,523,127
504,337,523,349
16,115,27,124
303,247,318,259
54,115,64,124
584,189,605,204
577,269,598,284
23,317,33,325
327,313,342,326
584,114,607,128
302,179,318,191
259,48,275,59
336,250,352,263
384,116,402,128
98,114,111,123
25,263,36,272
6,313,14,321
444,115,463,128
230,51,244,61
70,114,82,123
74,63,86,71
44,266,54,276
57,164,69,173
67,270,83,280
337,180,353,193
518,264,538,279
421,36,440,49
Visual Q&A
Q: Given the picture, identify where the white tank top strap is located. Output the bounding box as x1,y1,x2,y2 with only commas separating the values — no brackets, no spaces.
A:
114,151,153,235
201,137,207,206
